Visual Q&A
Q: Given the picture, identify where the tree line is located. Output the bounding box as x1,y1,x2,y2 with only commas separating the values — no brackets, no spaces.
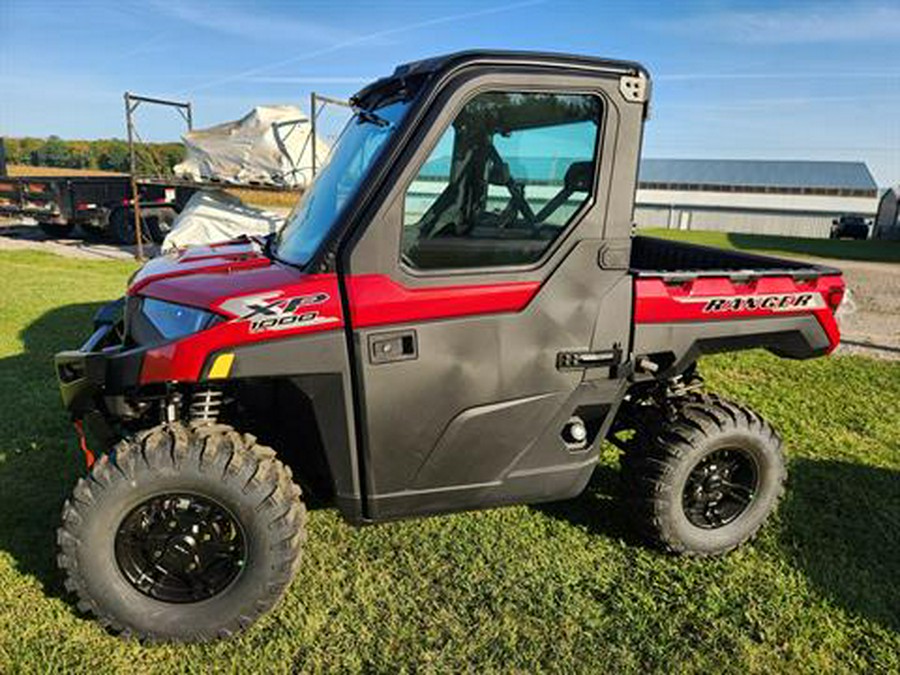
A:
2,136,185,174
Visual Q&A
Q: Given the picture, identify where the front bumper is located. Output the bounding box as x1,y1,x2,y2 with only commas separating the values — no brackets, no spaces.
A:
54,300,145,445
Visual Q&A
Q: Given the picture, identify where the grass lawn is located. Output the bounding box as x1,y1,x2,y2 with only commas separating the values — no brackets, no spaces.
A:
0,250,897,673
641,228,900,264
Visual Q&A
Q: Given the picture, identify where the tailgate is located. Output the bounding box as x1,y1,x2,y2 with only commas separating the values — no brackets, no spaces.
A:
631,270,845,375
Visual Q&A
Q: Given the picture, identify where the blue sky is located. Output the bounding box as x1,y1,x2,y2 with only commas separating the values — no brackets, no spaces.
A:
1,0,898,185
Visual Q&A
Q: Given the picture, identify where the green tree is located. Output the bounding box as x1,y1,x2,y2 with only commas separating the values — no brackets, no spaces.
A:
33,136,72,167
96,141,130,172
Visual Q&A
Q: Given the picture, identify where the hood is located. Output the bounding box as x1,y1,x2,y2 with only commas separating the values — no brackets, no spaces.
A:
129,240,303,312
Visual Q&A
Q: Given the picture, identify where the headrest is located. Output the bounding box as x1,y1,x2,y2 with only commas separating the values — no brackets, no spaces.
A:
564,161,594,192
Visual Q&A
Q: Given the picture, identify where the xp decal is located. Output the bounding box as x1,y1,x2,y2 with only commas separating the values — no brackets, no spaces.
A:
219,290,339,333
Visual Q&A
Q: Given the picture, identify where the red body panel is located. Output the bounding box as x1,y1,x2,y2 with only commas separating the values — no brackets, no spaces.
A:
134,239,844,384
634,274,845,352
346,274,540,328
141,274,344,384
129,241,272,301
134,242,541,383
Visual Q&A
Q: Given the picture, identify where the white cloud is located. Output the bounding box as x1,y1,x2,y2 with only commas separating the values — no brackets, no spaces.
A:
656,3,900,44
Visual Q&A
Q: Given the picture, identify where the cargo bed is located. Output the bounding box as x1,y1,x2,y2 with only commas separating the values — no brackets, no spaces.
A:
630,235,840,280
629,235,845,375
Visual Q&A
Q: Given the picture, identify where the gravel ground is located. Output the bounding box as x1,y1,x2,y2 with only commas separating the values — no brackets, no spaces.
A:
0,218,156,260
830,257,900,360
2,219,897,358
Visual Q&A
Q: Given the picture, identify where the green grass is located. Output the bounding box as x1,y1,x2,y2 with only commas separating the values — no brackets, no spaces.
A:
0,250,897,673
641,228,900,264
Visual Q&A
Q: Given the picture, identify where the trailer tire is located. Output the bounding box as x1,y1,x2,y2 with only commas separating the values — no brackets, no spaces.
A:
146,207,177,244
109,207,151,245
80,222,107,240
622,395,785,556
57,422,307,643
38,221,75,238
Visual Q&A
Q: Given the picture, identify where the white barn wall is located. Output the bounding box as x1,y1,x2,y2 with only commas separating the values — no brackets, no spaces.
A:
634,189,879,238
634,206,835,238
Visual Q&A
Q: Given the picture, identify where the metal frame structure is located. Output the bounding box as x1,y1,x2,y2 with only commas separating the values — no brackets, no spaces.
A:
308,93,351,177
124,92,193,260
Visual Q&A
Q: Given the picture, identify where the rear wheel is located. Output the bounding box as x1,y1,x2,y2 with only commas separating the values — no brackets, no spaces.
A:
38,221,75,238
622,395,785,556
57,422,307,642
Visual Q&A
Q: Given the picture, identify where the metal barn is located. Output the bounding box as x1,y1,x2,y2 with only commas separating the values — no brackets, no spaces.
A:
634,159,879,238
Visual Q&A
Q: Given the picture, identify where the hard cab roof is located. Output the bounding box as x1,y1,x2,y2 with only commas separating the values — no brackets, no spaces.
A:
351,50,651,110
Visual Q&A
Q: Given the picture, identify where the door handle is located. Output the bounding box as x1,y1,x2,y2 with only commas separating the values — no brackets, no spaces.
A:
368,330,418,364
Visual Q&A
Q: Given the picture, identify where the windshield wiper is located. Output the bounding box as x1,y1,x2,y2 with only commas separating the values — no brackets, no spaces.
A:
356,109,390,127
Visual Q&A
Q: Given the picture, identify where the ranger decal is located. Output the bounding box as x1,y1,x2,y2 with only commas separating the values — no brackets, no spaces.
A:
682,292,826,313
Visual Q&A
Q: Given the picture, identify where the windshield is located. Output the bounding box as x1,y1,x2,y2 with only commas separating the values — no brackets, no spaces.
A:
274,100,410,266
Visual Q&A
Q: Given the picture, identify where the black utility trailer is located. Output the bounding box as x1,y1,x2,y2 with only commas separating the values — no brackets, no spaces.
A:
0,171,199,244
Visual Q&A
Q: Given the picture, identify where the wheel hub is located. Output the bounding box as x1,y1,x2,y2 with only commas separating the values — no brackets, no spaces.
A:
682,449,758,529
115,493,246,603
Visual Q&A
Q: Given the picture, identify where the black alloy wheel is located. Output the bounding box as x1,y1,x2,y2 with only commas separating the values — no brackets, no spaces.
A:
681,448,758,529
622,394,785,556
115,492,247,604
58,423,307,642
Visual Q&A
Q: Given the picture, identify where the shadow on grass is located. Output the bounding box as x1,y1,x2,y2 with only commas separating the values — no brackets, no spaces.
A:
538,455,899,632
726,232,900,263
531,463,644,548
0,301,103,598
780,458,899,632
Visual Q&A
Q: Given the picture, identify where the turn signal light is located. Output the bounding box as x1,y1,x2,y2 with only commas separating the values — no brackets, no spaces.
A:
825,286,845,313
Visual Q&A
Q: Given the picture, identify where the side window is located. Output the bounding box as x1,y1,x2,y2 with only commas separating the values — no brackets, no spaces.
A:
401,91,602,270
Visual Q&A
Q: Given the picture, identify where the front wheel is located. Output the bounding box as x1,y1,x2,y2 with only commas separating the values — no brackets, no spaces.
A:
57,423,307,642
622,395,785,556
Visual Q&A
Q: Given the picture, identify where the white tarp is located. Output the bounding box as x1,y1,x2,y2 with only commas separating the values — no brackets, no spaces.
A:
161,190,286,252
174,105,327,188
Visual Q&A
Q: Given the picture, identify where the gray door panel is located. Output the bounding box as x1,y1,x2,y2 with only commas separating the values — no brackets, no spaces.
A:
342,68,639,519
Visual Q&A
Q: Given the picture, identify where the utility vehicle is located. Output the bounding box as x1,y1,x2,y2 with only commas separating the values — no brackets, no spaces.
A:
53,51,845,642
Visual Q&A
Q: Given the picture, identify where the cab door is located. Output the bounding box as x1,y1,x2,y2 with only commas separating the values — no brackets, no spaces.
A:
342,69,637,520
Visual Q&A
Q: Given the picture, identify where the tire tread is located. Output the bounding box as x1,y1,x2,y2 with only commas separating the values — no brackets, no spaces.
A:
57,422,306,642
622,395,785,556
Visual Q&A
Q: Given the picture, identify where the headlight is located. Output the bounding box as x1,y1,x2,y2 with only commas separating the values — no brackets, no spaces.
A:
141,298,218,340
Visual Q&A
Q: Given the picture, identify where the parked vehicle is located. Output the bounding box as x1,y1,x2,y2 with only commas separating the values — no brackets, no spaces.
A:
830,214,870,240
53,51,845,642
0,171,194,243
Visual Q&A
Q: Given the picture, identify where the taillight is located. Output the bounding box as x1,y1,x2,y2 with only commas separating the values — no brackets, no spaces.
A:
825,285,845,313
